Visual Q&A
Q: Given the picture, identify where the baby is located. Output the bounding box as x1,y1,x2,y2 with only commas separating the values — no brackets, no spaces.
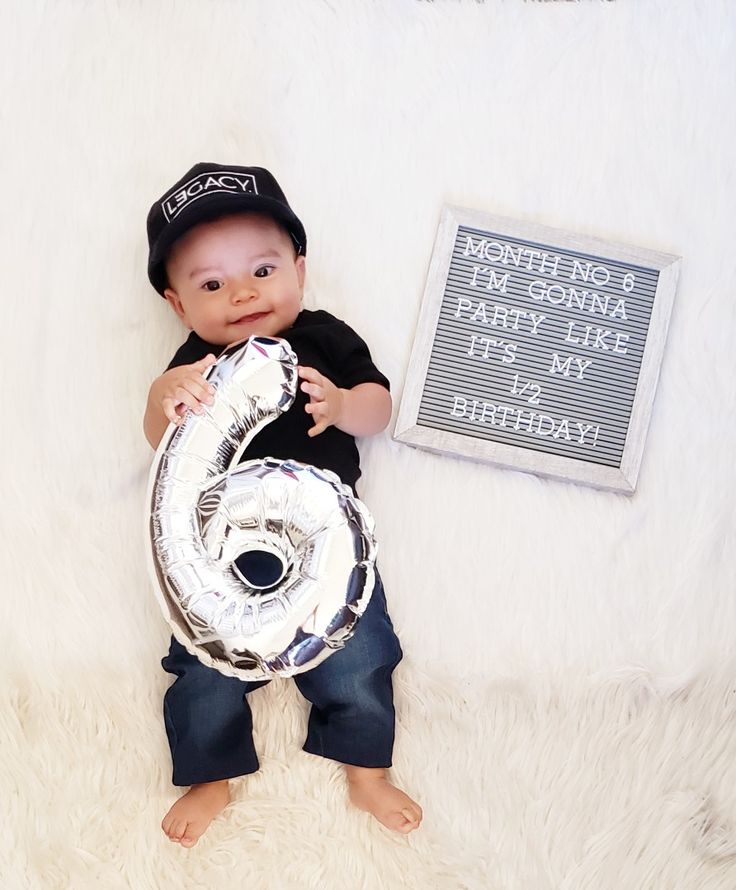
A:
143,163,422,847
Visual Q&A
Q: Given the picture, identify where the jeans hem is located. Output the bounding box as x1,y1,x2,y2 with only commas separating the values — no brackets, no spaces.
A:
172,762,260,787
301,742,392,770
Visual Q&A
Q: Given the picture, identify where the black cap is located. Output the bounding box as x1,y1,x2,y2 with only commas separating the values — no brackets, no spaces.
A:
146,163,307,296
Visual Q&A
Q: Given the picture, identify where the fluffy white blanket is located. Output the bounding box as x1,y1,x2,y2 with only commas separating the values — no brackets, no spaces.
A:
3,1,735,887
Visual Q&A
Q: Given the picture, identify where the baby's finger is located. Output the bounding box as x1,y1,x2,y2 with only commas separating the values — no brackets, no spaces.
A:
300,381,324,400
173,386,206,416
307,420,329,436
305,399,328,418
185,375,216,403
193,353,218,370
161,396,182,425
297,365,323,385
304,401,330,423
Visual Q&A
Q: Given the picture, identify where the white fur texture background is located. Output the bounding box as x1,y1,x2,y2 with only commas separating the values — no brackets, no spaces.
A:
2,1,735,888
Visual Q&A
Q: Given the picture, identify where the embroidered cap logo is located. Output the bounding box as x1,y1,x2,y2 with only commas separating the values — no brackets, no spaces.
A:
162,171,259,222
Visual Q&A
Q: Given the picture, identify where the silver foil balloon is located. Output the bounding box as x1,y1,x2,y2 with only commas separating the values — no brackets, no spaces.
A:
146,336,377,680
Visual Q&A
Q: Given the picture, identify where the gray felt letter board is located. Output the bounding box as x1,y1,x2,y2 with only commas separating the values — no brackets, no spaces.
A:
394,206,680,493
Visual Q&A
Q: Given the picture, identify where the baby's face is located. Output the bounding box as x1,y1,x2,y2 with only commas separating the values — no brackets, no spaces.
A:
164,213,306,346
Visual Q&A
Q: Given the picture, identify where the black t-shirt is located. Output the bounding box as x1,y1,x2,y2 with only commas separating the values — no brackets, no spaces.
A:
165,309,390,492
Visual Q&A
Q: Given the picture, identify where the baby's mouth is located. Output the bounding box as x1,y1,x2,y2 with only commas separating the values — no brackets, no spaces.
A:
233,311,269,325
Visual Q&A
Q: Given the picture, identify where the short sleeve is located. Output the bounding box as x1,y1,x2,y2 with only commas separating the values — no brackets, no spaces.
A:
165,332,214,371
331,320,390,392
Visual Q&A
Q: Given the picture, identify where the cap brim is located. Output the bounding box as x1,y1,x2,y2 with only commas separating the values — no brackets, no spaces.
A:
150,193,305,265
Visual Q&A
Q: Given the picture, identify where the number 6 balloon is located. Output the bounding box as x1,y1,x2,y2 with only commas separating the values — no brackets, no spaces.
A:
145,336,377,681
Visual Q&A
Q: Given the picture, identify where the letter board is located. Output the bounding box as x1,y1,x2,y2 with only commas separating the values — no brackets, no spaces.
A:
394,205,680,493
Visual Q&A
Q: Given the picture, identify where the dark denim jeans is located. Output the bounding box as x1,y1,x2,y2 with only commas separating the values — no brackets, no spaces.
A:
161,572,403,786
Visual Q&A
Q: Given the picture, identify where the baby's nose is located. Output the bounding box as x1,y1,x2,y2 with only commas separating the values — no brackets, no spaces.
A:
232,281,257,302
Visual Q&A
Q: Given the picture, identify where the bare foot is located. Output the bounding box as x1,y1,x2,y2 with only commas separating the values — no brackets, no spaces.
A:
161,779,230,848
345,765,423,834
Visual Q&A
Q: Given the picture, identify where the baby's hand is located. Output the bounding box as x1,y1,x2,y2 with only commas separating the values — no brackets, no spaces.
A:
298,366,345,437
153,354,218,425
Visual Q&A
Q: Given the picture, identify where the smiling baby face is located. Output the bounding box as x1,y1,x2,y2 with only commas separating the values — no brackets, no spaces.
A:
164,212,306,346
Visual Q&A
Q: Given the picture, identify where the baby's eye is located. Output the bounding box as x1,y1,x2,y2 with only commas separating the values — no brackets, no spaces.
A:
202,280,223,292
254,265,275,279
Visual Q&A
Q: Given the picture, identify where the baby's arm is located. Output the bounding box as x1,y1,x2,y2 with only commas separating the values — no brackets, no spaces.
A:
143,354,217,449
298,366,392,438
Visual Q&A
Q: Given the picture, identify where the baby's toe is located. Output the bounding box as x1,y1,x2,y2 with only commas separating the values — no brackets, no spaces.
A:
161,810,182,839
168,819,187,841
181,820,205,847
397,806,422,833
379,809,411,833
161,808,181,835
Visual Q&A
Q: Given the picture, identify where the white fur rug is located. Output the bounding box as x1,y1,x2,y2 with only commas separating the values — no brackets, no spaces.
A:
3,1,736,888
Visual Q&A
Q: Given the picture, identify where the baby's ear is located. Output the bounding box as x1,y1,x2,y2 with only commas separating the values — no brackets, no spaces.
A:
164,288,186,321
295,254,306,289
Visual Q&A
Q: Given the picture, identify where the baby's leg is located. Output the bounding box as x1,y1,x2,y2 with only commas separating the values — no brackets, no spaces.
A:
160,637,269,846
294,572,422,833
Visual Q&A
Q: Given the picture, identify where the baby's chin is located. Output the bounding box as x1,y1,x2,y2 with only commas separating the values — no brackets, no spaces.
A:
193,327,268,348
194,309,300,347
